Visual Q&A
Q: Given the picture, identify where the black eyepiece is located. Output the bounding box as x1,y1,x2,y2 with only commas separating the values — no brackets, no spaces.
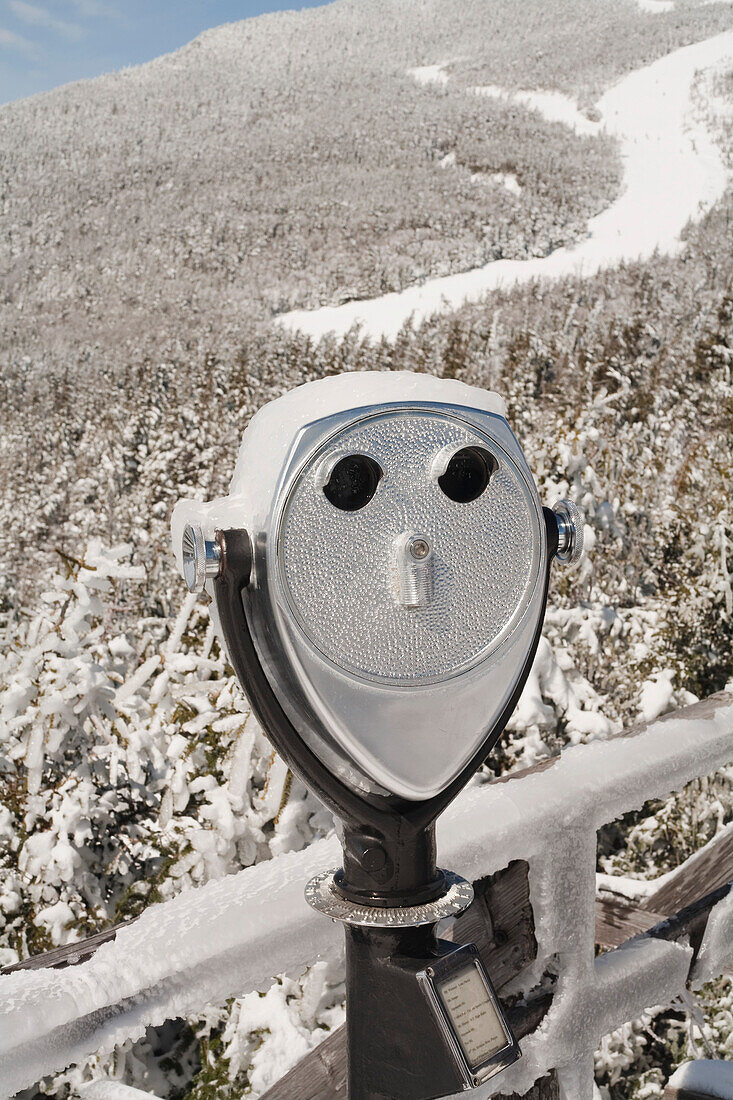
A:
438,446,496,503
324,454,383,511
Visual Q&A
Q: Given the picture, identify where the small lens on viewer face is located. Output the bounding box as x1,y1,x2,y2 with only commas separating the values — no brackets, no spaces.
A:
324,454,383,511
438,447,496,504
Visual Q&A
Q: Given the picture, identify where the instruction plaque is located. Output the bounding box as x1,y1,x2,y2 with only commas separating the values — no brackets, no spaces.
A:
418,943,521,1089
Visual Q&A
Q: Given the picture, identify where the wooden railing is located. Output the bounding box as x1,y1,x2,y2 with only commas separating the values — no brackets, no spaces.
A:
2,692,732,1099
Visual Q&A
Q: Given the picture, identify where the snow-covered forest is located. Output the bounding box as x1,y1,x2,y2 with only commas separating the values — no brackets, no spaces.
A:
1,0,733,1096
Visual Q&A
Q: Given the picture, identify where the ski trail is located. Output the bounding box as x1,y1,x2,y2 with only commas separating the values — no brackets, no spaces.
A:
408,63,449,85
277,31,733,342
474,85,601,137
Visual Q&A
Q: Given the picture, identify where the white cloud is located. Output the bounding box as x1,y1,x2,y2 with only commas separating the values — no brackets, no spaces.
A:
65,0,115,15
9,0,85,39
0,23,39,57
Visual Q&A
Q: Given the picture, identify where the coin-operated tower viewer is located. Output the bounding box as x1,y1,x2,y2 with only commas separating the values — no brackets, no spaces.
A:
172,371,582,1100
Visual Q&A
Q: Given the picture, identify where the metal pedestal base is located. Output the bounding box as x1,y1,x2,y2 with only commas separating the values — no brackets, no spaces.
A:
306,866,479,1099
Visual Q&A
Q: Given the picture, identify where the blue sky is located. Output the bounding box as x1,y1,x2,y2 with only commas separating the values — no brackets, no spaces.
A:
0,0,331,104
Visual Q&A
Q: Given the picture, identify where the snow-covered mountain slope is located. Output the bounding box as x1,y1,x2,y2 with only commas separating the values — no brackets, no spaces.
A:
278,31,733,339
2,0,732,374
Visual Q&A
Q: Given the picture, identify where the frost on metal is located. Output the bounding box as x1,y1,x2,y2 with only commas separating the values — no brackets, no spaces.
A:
1,694,732,1099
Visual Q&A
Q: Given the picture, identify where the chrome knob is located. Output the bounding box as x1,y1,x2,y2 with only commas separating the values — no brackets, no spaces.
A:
182,524,222,593
394,532,434,609
552,499,584,567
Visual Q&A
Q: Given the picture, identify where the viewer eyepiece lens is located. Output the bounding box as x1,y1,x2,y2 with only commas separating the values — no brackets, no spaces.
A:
324,454,383,511
438,446,496,504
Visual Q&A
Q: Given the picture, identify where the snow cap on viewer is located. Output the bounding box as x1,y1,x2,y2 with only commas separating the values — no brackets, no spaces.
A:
171,370,506,575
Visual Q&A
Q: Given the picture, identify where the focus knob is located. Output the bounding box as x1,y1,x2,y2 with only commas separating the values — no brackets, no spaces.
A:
182,524,222,593
552,499,584,567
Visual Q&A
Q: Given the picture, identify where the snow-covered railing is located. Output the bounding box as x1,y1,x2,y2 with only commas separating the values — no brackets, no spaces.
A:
1,692,732,1099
